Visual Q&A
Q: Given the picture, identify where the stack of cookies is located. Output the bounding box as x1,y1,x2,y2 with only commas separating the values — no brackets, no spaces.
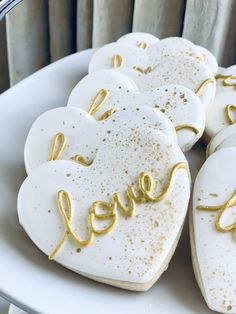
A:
17,32,236,313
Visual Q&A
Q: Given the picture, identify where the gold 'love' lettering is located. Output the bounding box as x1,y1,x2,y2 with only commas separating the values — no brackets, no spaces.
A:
138,42,148,49
225,104,236,125
49,162,188,260
175,124,199,135
195,78,215,96
197,190,236,239
133,66,152,74
49,132,67,161
215,74,236,89
112,54,124,68
49,132,92,166
88,89,116,121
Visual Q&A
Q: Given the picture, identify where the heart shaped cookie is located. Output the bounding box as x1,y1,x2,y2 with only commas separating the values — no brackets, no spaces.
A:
18,127,190,291
24,106,176,173
191,147,236,313
206,66,236,140
67,69,205,151
116,33,217,74
89,36,205,73
114,55,215,109
207,124,236,156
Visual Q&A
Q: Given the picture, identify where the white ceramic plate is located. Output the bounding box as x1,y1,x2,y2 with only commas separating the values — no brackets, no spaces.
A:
0,49,211,314
8,304,26,314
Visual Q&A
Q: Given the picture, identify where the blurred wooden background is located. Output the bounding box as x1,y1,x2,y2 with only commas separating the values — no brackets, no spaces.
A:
1,0,236,93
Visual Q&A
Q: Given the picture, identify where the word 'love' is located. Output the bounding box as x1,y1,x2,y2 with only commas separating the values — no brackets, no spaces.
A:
49,162,188,260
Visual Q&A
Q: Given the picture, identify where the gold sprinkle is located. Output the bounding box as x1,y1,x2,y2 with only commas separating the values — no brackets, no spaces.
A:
197,55,205,61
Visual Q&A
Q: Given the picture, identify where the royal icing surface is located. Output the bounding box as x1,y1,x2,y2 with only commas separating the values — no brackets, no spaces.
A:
215,134,236,151
18,127,190,290
192,148,236,313
24,106,176,174
67,69,205,152
207,124,236,156
89,36,203,73
206,66,236,139
90,33,217,74
196,45,218,74
117,32,159,47
114,55,215,109
146,37,203,68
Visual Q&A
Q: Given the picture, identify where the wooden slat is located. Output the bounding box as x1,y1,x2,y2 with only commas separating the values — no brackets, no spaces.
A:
0,19,9,93
92,0,134,47
76,0,93,51
49,0,76,62
132,0,186,38
6,0,49,85
183,0,236,67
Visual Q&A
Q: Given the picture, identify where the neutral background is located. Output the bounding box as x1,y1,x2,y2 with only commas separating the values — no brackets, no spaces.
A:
0,300,9,314
1,0,236,94
0,0,236,312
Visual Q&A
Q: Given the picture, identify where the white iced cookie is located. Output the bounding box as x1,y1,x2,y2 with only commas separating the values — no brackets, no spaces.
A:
115,55,216,110
205,66,236,139
216,134,236,151
147,37,202,67
217,66,226,74
89,33,217,74
191,147,236,313
117,32,159,47
89,42,151,73
24,106,176,174
148,40,217,74
18,127,190,291
89,36,203,73
207,124,236,156
118,33,217,74
68,70,205,152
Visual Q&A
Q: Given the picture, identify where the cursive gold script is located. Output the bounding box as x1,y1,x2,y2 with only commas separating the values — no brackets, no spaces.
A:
197,190,236,239
49,133,92,166
225,104,236,125
215,74,236,89
49,162,188,259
